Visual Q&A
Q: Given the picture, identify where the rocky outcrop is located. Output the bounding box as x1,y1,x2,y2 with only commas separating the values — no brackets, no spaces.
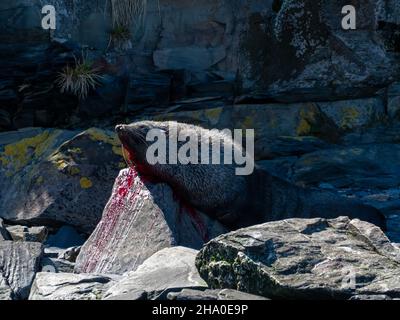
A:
0,127,124,234
6,226,48,243
103,247,208,300
29,273,118,300
0,241,43,300
75,169,227,275
291,144,400,189
168,288,269,301
196,217,400,300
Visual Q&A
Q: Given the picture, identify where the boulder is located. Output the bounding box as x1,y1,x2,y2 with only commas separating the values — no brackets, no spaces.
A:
0,241,43,300
168,289,269,301
196,217,400,300
29,273,117,300
103,247,208,300
291,144,400,189
58,246,82,263
75,169,227,275
0,218,10,240
0,127,124,234
6,225,48,243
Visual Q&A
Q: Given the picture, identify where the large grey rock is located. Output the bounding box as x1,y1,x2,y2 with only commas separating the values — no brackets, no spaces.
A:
75,169,226,275
168,289,269,301
196,217,400,300
6,225,48,243
292,144,400,189
104,247,208,300
0,241,43,300
29,273,117,300
0,128,124,234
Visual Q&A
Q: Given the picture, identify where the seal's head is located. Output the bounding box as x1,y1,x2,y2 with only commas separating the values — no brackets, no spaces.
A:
116,121,158,168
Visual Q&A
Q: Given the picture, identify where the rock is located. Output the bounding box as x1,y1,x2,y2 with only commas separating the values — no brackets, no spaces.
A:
45,226,85,249
29,273,117,300
387,82,400,119
6,225,48,243
0,127,124,234
125,72,171,114
292,144,400,188
58,246,82,263
79,74,128,118
41,257,75,274
350,295,393,301
103,247,208,300
0,241,43,300
0,218,10,240
168,289,269,301
154,46,226,71
75,169,227,275
240,0,399,101
196,217,400,300
317,98,385,131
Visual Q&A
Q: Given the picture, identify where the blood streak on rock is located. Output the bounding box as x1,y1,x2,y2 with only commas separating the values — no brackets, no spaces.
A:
82,168,140,273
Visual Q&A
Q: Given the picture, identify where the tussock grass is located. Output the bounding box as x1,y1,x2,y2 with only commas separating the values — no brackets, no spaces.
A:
56,54,103,100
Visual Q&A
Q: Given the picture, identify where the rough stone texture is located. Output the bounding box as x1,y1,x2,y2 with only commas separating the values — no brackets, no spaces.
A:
6,225,48,243
317,97,385,131
196,217,400,300
3,0,399,112
0,218,10,240
291,144,400,189
0,127,124,234
168,288,269,301
29,273,117,300
0,241,43,300
75,169,227,275
103,247,208,300
58,246,82,263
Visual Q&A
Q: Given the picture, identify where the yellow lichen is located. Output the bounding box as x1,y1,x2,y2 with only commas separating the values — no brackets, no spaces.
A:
36,176,44,184
241,116,254,129
0,131,60,174
80,177,93,189
341,107,360,129
205,108,223,125
68,166,81,176
118,162,126,169
86,128,122,156
297,119,312,136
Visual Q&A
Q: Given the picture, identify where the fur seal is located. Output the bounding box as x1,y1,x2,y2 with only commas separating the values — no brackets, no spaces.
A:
115,121,386,230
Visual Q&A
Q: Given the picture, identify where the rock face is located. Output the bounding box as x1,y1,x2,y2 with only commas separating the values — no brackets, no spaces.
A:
29,273,117,300
75,169,227,275
168,288,269,301
103,247,208,300
196,217,400,300
6,225,48,243
0,218,10,240
0,241,43,300
291,144,400,189
0,127,124,234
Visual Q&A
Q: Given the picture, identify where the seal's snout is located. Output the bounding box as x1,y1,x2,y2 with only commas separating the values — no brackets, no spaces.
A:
115,124,126,134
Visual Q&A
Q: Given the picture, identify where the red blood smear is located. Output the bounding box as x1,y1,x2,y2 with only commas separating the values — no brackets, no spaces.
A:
82,146,209,272
82,167,140,273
